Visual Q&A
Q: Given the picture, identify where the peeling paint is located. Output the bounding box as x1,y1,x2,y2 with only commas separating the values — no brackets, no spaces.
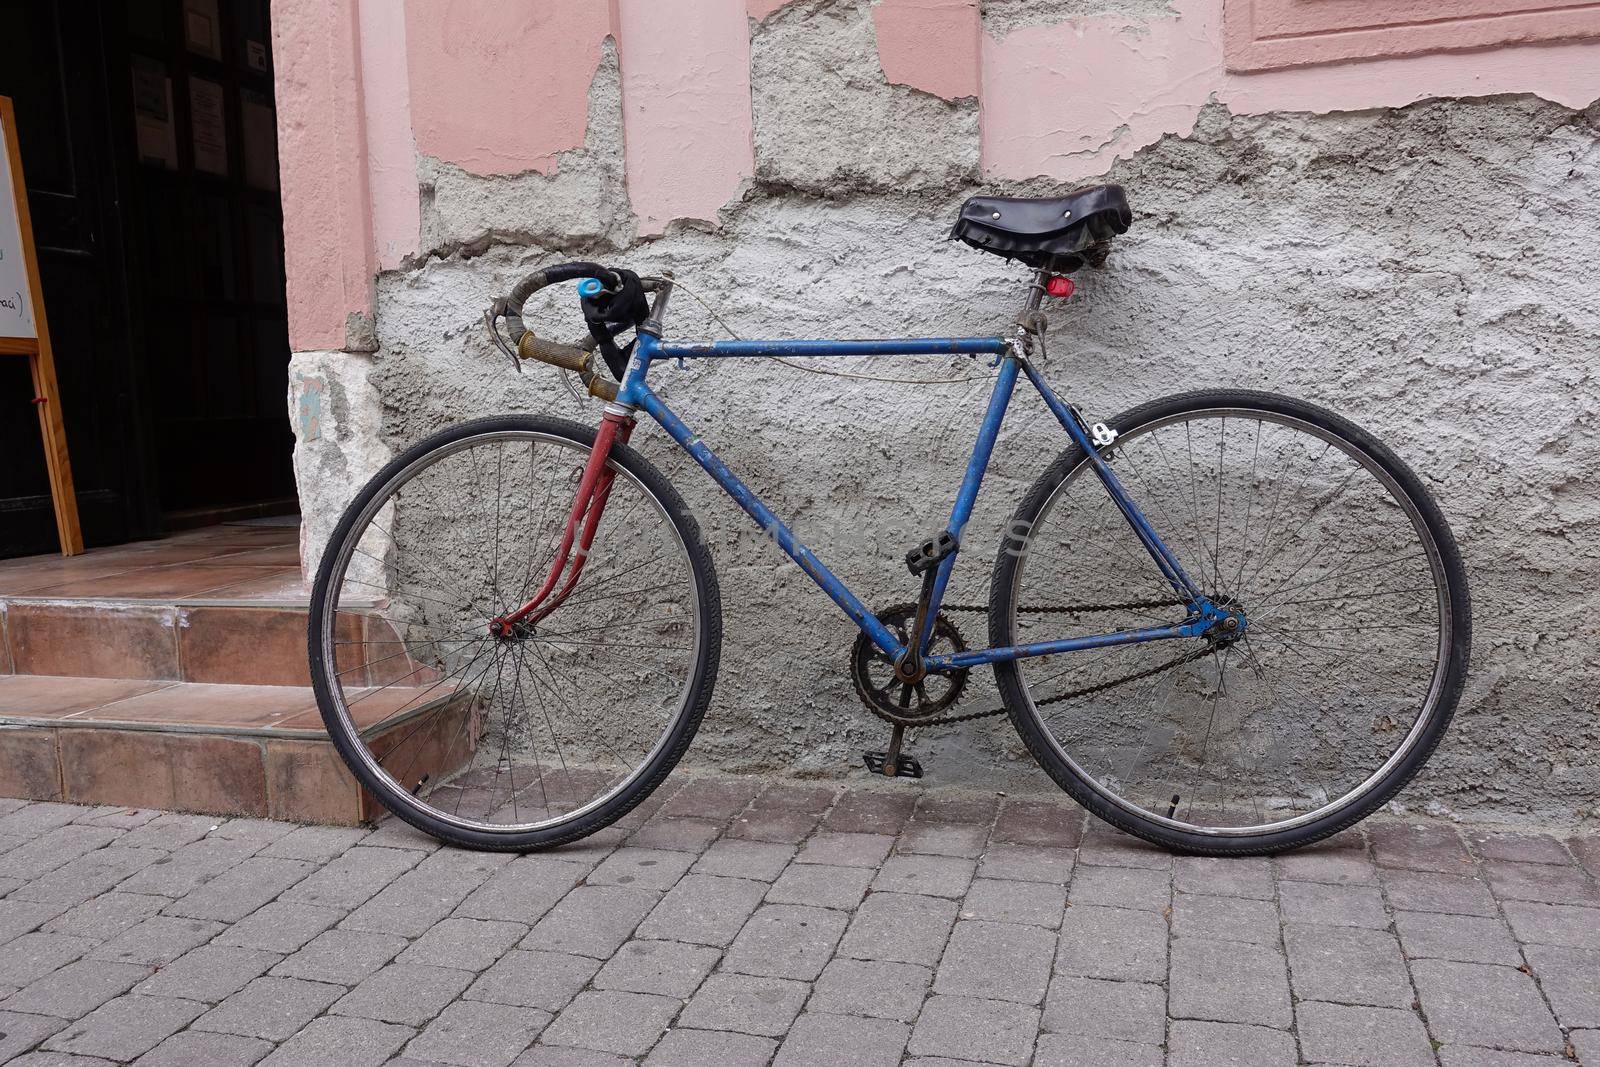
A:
872,0,981,101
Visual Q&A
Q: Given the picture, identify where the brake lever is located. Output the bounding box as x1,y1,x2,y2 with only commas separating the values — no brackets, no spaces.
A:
484,308,523,373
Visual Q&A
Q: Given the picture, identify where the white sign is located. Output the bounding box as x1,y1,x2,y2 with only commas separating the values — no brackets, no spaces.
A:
0,108,36,340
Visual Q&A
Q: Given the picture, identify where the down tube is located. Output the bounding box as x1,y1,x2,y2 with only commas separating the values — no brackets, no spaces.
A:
633,387,905,658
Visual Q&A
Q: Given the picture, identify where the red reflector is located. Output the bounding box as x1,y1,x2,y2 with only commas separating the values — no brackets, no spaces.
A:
1046,276,1075,298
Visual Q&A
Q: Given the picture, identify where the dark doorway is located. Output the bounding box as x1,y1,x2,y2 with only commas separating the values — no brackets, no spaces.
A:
0,0,293,559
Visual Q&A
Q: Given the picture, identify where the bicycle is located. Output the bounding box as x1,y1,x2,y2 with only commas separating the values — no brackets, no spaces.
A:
308,184,1471,855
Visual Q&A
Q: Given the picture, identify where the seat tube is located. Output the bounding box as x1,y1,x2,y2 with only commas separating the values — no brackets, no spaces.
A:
919,354,1020,652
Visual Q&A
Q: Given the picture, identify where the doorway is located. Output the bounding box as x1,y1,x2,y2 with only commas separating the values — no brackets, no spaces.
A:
0,0,294,559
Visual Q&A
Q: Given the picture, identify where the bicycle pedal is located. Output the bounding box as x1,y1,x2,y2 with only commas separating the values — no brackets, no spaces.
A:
862,750,924,778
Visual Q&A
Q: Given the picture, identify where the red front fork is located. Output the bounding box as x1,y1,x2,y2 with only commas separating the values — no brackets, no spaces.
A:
490,410,634,636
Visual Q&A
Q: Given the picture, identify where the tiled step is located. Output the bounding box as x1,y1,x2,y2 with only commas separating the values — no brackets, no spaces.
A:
0,675,472,824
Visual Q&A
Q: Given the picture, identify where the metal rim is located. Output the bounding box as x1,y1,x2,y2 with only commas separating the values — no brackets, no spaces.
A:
1010,405,1453,838
317,427,702,836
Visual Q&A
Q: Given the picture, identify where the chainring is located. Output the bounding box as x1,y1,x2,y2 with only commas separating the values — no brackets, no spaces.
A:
850,603,970,726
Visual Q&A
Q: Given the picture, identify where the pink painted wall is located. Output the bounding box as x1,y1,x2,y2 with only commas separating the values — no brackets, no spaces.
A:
270,0,1600,352
403,0,615,177
616,0,755,235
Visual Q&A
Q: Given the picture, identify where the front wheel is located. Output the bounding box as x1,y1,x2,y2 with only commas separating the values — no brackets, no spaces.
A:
991,389,1470,855
308,415,721,851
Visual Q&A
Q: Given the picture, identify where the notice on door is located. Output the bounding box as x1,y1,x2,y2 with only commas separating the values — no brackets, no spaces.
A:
190,76,228,177
0,108,36,340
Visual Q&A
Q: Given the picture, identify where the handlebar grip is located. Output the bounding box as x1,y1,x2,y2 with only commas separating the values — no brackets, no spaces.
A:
516,332,589,372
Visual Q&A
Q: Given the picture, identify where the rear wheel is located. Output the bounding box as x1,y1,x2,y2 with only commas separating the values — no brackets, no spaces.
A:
308,415,720,851
991,390,1470,854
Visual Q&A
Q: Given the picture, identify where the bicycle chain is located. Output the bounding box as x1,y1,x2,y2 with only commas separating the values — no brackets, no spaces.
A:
892,598,1200,728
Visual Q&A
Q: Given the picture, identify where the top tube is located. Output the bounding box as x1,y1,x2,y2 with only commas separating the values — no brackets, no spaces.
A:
657,337,1009,360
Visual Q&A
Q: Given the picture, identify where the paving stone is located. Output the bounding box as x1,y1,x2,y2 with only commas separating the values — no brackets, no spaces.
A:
258,824,368,862
1,959,151,1019
0,899,75,944
691,839,794,881
116,814,216,852
1500,901,1600,949
207,819,296,848
3,827,123,880
906,994,1039,1066
643,1027,774,1066
1412,960,1564,1053
1379,867,1499,916
1055,905,1167,983
658,776,763,820
933,919,1054,1005
520,885,659,958
454,856,586,922
1171,855,1275,900
134,946,280,1002
591,938,718,997
511,1048,632,1067
960,876,1065,928
990,798,1084,849
133,1029,274,1066
767,863,873,910
723,903,847,980
0,933,95,986
280,846,423,910
270,928,408,984
116,838,261,899
678,971,809,1036
1367,821,1473,874
213,901,343,953
1485,857,1600,906
0,804,83,836
42,894,166,942
1522,942,1600,1029
727,808,822,844
404,999,551,1067
465,950,600,1011
1041,975,1165,1045
584,847,695,892
1472,831,1573,865
976,844,1076,885
1279,880,1389,929
361,817,446,852
1166,1019,1298,1067
822,791,915,835
634,873,766,947
1570,1029,1600,1067
898,820,988,858
1393,910,1521,965
1033,1033,1163,1067
872,854,974,898
773,1012,909,1067
751,781,838,815
914,794,998,825
795,832,894,869
0,1010,69,1062
810,959,931,1022
332,962,473,1026
1171,892,1280,945
1570,835,1600,878
3,1050,117,1066
1068,863,1171,912
193,976,344,1041
400,916,527,971
1295,1001,1435,1067
1171,937,1292,1029
625,816,722,853
1284,924,1413,1008
340,850,509,936
1075,826,1170,870
12,847,167,908
89,915,222,966
1435,1047,1577,1067
541,990,679,1057
838,892,957,967
256,1016,412,1066
40,994,205,1061
1273,838,1377,886
162,858,316,922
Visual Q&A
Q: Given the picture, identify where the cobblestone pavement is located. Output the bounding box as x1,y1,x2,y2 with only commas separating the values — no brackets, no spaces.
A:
0,778,1596,1067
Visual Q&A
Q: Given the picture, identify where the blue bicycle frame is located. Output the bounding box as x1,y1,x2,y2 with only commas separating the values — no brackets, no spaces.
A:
611,321,1228,672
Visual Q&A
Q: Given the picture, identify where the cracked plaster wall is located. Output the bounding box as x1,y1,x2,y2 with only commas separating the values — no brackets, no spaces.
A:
289,0,1600,823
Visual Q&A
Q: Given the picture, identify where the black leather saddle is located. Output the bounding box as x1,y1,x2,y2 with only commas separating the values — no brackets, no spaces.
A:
949,184,1132,271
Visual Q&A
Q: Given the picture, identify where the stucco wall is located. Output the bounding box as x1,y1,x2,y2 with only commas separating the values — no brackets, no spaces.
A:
276,0,1600,823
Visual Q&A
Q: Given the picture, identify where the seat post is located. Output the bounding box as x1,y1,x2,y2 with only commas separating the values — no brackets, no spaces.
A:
1013,268,1052,343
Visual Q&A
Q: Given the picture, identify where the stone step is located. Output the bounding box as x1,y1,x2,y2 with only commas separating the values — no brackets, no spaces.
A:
0,675,472,824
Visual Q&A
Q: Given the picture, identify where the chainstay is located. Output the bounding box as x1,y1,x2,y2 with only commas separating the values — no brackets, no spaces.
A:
909,643,1213,727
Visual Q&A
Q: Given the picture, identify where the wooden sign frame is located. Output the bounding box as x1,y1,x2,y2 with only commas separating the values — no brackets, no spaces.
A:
0,95,82,555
